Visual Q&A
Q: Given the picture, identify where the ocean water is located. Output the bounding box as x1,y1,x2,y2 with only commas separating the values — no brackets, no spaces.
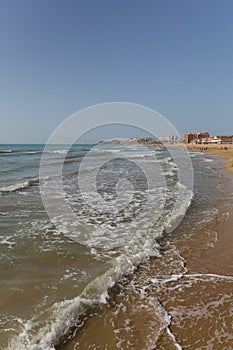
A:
0,144,230,349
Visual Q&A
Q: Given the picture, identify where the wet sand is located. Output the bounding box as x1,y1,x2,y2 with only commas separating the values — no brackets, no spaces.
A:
156,163,233,349
57,153,233,350
151,142,233,173
186,143,233,172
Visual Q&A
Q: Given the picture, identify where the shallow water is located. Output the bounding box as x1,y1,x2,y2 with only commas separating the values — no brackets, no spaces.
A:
0,144,232,349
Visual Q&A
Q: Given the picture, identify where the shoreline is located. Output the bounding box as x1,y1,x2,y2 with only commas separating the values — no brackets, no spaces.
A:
161,154,233,348
56,149,233,349
186,143,233,173
164,142,233,173
129,141,233,173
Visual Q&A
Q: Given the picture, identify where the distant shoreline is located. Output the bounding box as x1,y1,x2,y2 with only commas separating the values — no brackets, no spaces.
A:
99,139,233,173
175,143,233,173
160,142,233,173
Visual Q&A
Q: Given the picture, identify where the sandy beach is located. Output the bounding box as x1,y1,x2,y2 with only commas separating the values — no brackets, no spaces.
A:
156,153,233,349
143,151,233,350
139,152,233,349
186,143,233,173
1,145,232,349
148,142,233,173
1,1,233,349
55,149,233,349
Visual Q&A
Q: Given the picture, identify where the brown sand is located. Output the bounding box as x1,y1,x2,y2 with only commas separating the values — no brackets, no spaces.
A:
186,143,233,172
150,142,233,172
157,171,233,349
155,145,233,349
57,149,233,350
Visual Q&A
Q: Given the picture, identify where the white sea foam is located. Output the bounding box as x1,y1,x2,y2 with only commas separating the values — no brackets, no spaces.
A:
185,273,233,281
6,256,144,349
151,274,184,284
0,178,40,193
203,158,214,163
0,174,55,193
7,184,193,349
3,146,195,349
166,327,183,350
7,297,92,350
0,236,16,249
151,273,233,285
46,150,68,154
93,148,122,154
0,149,13,154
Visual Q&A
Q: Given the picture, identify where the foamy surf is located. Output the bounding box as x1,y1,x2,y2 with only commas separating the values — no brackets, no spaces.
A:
0,178,40,193
5,183,193,349
7,272,171,350
7,297,93,350
0,149,13,153
0,144,197,349
6,258,151,349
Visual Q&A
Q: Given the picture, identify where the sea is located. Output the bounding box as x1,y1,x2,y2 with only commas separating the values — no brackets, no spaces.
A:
0,144,232,350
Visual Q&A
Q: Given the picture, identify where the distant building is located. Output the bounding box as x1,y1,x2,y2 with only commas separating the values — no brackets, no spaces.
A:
216,135,233,144
184,132,233,145
212,136,222,144
184,132,209,144
184,132,197,144
197,132,209,139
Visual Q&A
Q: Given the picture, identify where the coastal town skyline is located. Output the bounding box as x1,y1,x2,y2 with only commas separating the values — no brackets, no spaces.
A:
97,130,233,146
184,131,233,144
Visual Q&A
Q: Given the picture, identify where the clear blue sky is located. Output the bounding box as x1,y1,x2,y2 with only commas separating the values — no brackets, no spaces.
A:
0,0,232,143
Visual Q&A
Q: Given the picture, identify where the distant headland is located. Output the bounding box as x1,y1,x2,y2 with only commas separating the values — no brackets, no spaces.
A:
98,132,233,146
